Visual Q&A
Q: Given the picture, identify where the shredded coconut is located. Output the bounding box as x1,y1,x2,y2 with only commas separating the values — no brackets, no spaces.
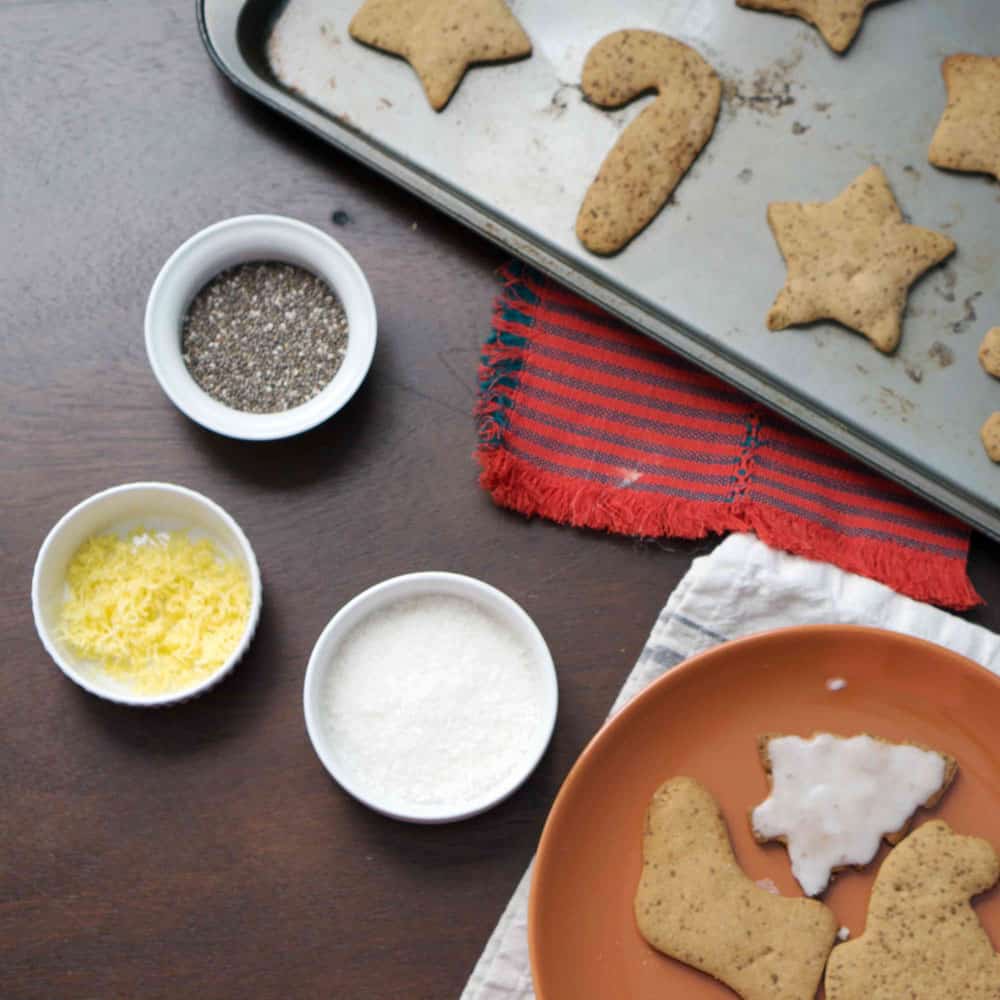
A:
826,677,848,691
322,594,544,808
755,877,780,895
837,926,850,941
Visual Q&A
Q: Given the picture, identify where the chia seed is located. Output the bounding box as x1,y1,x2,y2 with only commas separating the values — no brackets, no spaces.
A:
181,261,349,413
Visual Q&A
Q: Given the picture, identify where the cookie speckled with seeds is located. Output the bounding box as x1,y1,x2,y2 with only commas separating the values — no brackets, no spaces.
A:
825,820,1000,1000
735,0,888,54
766,166,955,353
980,328,1000,378
348,0,531,111
929,54,1000,182
982,413,1000,463
576,30,721,255
635,777,837,1000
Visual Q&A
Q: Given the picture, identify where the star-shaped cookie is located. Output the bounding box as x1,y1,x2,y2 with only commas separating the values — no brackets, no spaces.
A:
348,0,531,111
735,0,886,53
766,166,956,353
929,54,1000,182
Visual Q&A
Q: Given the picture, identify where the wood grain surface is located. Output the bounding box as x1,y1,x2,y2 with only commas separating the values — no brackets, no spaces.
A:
2,3,998,999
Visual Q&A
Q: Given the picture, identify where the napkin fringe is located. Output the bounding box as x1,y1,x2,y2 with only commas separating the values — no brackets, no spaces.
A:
477,270,540,448
744,504,982,610
478,447,980,609
476,263,982,611
479,447,733,539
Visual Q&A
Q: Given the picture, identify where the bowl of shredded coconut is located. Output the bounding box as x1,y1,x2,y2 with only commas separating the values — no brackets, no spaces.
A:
32,482,262,706
303,572,558,823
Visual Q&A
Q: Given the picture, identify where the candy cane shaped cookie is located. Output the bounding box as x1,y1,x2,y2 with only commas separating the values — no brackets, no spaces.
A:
576,30,721,255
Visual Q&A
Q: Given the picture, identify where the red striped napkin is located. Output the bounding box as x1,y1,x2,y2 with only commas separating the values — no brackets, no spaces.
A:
477,263,980,610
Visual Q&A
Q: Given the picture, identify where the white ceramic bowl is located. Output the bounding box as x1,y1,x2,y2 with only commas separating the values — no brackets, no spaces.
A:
304,572,558,824
32,482,262,707
145,215,376,440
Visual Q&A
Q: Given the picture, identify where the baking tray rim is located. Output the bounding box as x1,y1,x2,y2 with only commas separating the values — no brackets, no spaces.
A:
197,0,1000,543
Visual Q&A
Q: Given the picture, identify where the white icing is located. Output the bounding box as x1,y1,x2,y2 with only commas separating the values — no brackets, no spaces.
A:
754,877,780,895
751,734,947,896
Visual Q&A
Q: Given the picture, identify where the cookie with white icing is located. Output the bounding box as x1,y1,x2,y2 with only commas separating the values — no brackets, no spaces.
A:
750,733,957,896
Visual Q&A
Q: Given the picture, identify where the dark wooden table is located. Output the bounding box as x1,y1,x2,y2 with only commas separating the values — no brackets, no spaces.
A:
2,4,998,998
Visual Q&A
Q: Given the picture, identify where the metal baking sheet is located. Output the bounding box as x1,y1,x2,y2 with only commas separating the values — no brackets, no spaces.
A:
200,0,1000,539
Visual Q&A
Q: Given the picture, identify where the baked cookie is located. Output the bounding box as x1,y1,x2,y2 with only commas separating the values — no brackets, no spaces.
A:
979,327,1000,378
825,820,1000,999
929,54,1000,182
751,733,957,896
636,776,838,1000
766,166,956,353
735,0,886,54
576,30,721,255
348,0,531,111
982,413,1000,463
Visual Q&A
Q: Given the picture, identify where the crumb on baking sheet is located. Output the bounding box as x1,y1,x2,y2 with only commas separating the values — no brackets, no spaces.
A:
951,292,983,335
722,48,803,118
929,341,955,368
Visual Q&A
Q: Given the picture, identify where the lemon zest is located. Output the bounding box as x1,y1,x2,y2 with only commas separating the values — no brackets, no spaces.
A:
58,529,250,696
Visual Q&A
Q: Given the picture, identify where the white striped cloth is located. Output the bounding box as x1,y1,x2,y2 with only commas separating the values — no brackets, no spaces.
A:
460,533,1000,1000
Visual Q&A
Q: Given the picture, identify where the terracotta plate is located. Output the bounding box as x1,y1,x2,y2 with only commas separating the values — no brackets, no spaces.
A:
529,625,1000,999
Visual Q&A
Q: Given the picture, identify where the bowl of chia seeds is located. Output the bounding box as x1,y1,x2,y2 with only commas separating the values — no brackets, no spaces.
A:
145,215,376,440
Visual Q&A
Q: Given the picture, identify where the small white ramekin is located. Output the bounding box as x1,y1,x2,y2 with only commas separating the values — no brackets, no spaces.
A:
304,572,559,824
145,215,376,440
32,482,262,707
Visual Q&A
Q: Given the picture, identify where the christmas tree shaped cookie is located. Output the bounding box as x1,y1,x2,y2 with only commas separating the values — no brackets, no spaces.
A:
751,733,956,896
